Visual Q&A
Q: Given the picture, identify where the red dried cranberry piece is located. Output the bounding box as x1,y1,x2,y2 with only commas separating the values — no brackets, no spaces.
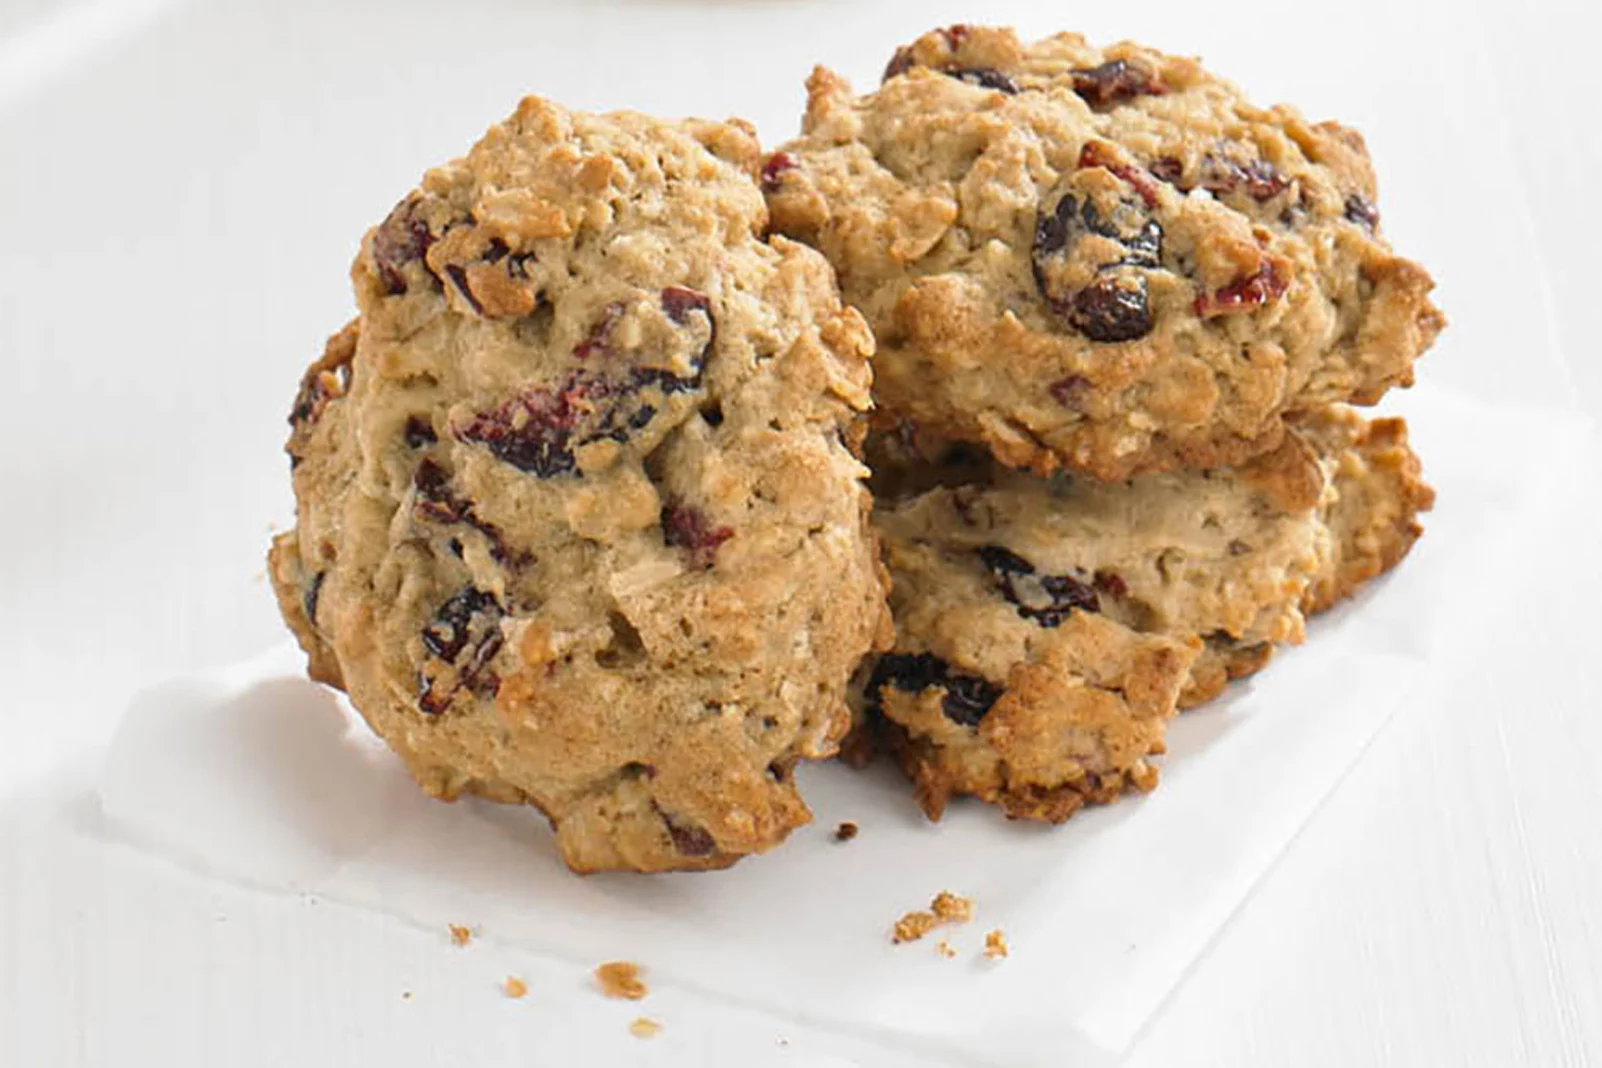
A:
662,504,734,567
302,571,325,627
457,388,580,478
866,652,1002,727
1070,60,1165,109
372,198,438,295
1079,142,1161,208
660,286,711,325
404,416,437,449
1199,156,1289,203
1149,157,1186,187
760,152,798,192
657,807,717,856
1070,276,1152,342
978,545,1100,627
1093,570,1129,598
1344,193,1380,233
1195,261,1289,317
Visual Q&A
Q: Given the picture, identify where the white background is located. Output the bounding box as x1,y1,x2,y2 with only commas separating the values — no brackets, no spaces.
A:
2,1,1600,1065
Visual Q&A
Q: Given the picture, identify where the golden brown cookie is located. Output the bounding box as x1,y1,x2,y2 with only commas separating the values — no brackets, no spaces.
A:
766,25,1445,481
269,96,890,873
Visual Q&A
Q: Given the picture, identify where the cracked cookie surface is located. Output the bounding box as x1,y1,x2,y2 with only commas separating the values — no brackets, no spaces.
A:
864,405,1430,820
767,25,1445,481
269,97,889,873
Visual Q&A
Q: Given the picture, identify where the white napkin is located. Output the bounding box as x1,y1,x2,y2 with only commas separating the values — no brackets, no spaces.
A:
99,385,1593,1066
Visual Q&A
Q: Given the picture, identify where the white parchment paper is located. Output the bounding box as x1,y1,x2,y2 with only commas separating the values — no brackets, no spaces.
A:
98,385,1591,1066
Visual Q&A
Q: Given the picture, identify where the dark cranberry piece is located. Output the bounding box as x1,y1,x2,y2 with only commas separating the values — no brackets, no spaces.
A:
412,460,520,564
663,814,716,857
1033,193,1160,342
456,388,580,478
302,571,325,626
761,152,798,192
883,47,915,81
444,265,482,315
1198,157,1289,203
1195,261,1289,317
662,504,734,567
421,587,500,662
404,416,437,449
1078,141,1161,209
978,544,1100,627
1149,157,1185,186
1050,373,1092,407
1094,570,1128,598
574,302,624,360
1069,60,1165,109
372,197,437,295
866,652,1003,728
1344,193,1380,232
417,587,504,714
1070,275,1152,342
660,286,711,325
947,68,1019,93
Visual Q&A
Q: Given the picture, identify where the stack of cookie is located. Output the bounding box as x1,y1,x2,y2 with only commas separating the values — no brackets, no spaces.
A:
766,26,1442,824
268,24,1441,873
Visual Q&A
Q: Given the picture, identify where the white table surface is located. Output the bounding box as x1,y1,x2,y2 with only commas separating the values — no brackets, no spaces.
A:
3,1,1600,1065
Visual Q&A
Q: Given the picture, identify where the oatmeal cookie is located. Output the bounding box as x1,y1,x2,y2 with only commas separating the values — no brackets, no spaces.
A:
766,25,1445,481
268,96,889,873
864,406,1430,820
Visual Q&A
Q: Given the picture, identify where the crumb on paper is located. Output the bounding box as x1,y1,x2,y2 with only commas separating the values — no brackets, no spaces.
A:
401,991,413,1000
930,891,973,924
629,1017,662,1039
777,1036,790,1047
595,961,648,1000
502,976,528,999
892,910,938,944
984,929,1009,959
448,924,475,947
834,820,859,842
935,939,956,959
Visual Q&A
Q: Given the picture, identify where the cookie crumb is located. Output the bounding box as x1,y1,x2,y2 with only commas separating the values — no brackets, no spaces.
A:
892,910,938,944
401,991,413,1000
935,939,956,959
984,929,1009,959
595,961,648,1000
834,821,859,841
629,1017,662,1039
502,976,528,998
448,924,475,946
930,891,973,924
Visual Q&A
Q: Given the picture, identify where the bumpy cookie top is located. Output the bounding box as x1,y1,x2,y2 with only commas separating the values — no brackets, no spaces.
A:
269,98,888,873
767,25,1445,480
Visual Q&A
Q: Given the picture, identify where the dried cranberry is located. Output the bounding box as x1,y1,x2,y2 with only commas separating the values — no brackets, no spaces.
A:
1195,261,1288,317
883,47,916,81
1344,193,1380,232
1078,141,1161,209
1198,156,1289,203
1093,570,1128,598
978,545,1100,627
404,416,437,449
866,652,1003,728
761,152,798,192
456,387,581,478
574,302,624,360
1050,374,1092,407
660,286,711,325
1070,276,1152,342
1149,157,1186,186
372,197,437,295
1033,194,1161,342
302,571,325,626
661,812,717,856
1070,60,1165,109
662,504,734,567
417,586,504,714
412,460,520,564
946,68,1019,93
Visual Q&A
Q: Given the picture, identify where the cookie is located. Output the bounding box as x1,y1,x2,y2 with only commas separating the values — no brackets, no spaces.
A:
268,96,890,873
766,25,1445,481
865,406,1430,820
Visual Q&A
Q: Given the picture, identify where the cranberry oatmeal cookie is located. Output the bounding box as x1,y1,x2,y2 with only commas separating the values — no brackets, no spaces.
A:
864,406,1430,820
766,25,1445,481
268,97,889,873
